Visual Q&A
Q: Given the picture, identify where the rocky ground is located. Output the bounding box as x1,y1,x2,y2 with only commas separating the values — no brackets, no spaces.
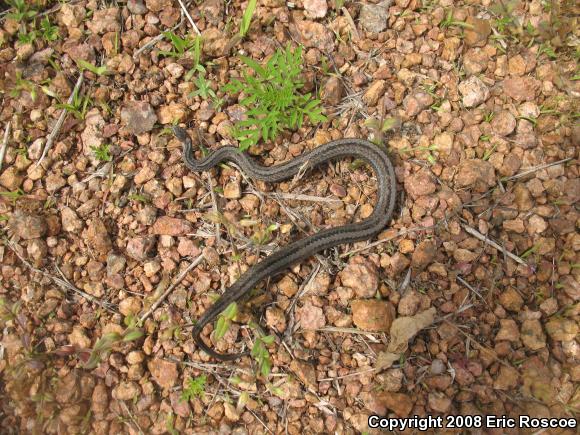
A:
0,0,579,434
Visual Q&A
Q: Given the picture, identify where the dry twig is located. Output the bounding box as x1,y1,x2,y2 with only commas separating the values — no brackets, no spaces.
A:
503,158,573,182
176,0,201,35
132,19,184,59
139,254,204,323
461,223,526,266
36,73,84,168
0,121,11,172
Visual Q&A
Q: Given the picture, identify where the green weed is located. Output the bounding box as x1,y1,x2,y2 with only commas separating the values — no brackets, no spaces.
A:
180,375,207,401
83,326,144,369
482,143,498,161
91,143,112,162
40,17,59,42
398,144,438,165
364,117,400,145
17,28,37,44
0,188,25,204
440,9,473,30
191,68,217,100
10,71,37,101
249,325,274,377
224,45,326,151
251,223,278,246
56,87,91,120
128,192,150,203
77,59,108,76
239,0,257,38
6,0,36,21
214,302,238,340
159,32,200,59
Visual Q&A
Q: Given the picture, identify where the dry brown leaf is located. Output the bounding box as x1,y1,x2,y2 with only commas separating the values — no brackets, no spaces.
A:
375,308,436,370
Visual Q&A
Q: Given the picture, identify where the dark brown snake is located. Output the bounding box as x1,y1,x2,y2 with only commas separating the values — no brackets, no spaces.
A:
173,126,397,361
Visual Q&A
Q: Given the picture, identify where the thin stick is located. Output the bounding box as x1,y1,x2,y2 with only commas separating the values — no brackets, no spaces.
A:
341,7,360,41
0,121,11,172
139,254,204,323
270,192,342,204
176,0,201,35
461,223,526,266
456,275,489,308
339,226,418,258
315,326,381,342
119,401,145,435
503,158,572,182
132,18,185,59
36,73,84,168
206,174,222,246
318,367,377,382
54,264,118,313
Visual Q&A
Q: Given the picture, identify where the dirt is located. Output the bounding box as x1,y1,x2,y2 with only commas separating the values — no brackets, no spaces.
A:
0,0,579,434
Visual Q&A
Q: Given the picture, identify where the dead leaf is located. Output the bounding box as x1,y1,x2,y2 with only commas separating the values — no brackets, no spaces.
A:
387,307,436,354
374,308,436,370
375,351,399,370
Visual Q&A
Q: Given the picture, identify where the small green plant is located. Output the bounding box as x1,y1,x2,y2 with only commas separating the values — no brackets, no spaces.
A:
91,143,112,162
398,144,438,165
251,223,278,246
166,413,179,435
128,192,150,203
77,59,108,76
484,111,495,123
0,188,25,204
180,375,207,401
84,326,144,369
159,32,200,59
440,9,473,30
214,302,238,340
239,0,257,38
517,115,537,126
538,42,558,60
224,45,326,150
482,143,498,161
520,243,540,259
17,28,37,44
6,0,36,21
249,326,275,377
56,87,91,120
10,71,37,101
364,117,400,145
40,17,59,42
0,297,22,324
191,69,217,100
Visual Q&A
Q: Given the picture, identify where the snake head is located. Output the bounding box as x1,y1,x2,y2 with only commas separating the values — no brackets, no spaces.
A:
172,126,190,143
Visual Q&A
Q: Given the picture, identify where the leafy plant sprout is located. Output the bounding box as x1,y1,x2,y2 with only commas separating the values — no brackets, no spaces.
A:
159,31,201,59
239,0,257,38
224,44,327,151
91,143,112,162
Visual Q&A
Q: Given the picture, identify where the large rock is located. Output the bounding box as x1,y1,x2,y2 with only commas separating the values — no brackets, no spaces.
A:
121,101,157,135
359,1,392,33
9,211,47,240
351,300,395,332
455,159,495,192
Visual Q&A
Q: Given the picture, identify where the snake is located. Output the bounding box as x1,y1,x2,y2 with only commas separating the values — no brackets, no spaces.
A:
173,126,397,361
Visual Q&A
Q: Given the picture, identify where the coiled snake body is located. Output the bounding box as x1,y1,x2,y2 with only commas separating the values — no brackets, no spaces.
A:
173,127,397,361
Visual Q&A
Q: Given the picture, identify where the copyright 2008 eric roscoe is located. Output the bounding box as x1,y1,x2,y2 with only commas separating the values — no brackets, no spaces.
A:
368,414,578,431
